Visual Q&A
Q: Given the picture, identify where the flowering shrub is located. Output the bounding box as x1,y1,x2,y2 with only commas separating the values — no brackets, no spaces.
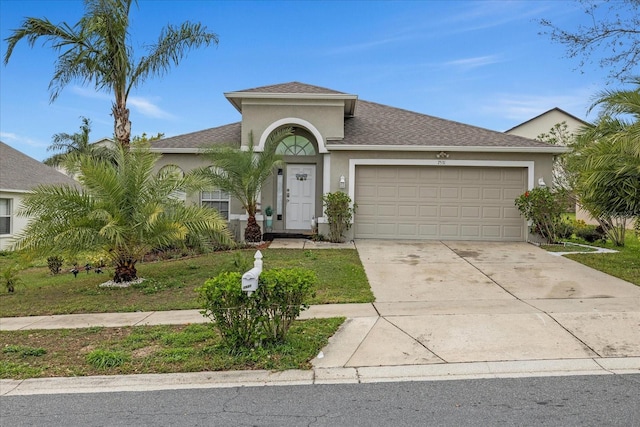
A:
514,187,567,243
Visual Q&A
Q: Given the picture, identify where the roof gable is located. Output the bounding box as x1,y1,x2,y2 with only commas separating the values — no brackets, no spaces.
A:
230,81,346,94
0,142,79,191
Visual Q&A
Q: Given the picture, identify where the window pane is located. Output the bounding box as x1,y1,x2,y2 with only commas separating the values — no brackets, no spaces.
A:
0,199,9,216
0,217,9,234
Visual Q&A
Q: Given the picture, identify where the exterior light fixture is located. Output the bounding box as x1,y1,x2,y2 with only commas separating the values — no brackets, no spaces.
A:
339,175,346,189
436,151,450,159
538,178,546,187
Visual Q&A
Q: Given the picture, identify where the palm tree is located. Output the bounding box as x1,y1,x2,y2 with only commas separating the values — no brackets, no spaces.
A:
14,143,232,283
44,116,115,170
570,81,640,245
3,0,218,148
194,127,293,242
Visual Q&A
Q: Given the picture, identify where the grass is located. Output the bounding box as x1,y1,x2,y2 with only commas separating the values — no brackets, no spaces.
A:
0,318,344,379
563,233,640,286
0,248,373,317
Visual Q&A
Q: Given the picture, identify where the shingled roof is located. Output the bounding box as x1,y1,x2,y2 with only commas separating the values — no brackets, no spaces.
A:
336,100,555,148
0,142,79,192
231,81,346,95
152,82,560,151
151,122,241,150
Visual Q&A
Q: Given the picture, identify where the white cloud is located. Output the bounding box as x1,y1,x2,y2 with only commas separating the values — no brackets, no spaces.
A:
128,97,175,120
0,131,47,148
480,87,598,126
70,85,111,100
443,55,504,71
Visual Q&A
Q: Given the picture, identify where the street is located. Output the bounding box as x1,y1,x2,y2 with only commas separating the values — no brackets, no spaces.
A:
2,374,639,426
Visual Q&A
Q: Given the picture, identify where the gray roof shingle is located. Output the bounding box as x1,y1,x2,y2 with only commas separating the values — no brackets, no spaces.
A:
338,100,554,148
230,81,346,95
151,122,241,149
0,142,79,191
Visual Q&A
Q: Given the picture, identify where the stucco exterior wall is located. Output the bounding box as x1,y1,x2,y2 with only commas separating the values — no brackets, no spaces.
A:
240,100,345,148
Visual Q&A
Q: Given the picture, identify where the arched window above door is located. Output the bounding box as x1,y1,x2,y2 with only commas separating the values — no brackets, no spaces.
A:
276,135,316,156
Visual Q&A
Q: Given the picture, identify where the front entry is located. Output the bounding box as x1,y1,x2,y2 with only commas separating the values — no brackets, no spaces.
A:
286,164,315,230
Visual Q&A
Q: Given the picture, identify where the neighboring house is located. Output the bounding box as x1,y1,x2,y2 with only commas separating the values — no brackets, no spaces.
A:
506,108,636,228
152,82,564,242
505,107,589,140
0,141,79,250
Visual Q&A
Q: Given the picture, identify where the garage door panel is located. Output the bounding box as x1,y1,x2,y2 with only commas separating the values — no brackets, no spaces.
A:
398,186,417,198
461,225,481,237
461,206,480,218
355,165,526,241
482,188,501,200
419,187,438,198
461,187,481,199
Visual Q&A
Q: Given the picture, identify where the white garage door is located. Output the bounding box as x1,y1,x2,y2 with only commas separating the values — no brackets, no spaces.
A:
354,166,526,241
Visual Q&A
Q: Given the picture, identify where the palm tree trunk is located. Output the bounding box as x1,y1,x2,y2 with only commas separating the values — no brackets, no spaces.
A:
112,102,131,148
114,258,137,283
245,214,262,242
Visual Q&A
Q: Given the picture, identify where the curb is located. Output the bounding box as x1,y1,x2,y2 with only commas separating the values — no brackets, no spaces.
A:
2,357,639,396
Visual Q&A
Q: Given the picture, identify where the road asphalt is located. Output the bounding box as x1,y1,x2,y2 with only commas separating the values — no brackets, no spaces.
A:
1,239,639,396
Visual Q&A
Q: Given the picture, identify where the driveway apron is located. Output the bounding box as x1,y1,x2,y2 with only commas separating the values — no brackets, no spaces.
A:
314,240,640,369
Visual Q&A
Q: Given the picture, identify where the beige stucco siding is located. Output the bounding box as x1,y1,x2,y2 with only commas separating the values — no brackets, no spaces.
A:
240,100,345,148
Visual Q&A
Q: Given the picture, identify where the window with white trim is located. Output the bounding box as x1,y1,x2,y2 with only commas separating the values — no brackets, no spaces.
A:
201,189,230,220
0,198,11,235
276,135,316,155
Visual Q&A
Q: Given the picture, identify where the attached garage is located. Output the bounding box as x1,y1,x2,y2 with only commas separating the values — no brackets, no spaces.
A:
354,165,527,241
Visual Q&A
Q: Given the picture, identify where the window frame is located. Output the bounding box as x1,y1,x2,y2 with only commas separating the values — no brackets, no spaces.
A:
0,198,11,235
200,188,230,220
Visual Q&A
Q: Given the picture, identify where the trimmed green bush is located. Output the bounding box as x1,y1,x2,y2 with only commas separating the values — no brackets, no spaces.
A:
197,268,316,349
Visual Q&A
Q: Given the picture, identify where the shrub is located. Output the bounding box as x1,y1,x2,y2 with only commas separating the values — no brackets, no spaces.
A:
255,268,316,343
556,221,574,239
1,265,21,293
47,256,64,275
514,187,566,243
197,268,316,349
322,192,357,243
574,224,606,243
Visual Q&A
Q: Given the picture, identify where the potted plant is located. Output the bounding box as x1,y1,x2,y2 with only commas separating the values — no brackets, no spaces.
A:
264,206,274,230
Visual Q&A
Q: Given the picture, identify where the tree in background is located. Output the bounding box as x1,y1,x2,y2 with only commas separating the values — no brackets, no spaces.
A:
539,0,640,82
44,117,115,172
536,121,579,194
194,128,293,243
569,81,640,246
4,0,218,149
14,142,232,283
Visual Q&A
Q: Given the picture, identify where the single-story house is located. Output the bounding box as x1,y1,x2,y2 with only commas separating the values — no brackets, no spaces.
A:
151,82,565,242
0,141,80,250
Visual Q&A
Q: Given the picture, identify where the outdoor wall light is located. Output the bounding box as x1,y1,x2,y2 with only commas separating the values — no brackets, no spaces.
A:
339,175,346,189
538,177,546,187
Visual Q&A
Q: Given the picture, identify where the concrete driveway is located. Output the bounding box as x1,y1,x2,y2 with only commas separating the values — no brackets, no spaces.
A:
314,240,640,369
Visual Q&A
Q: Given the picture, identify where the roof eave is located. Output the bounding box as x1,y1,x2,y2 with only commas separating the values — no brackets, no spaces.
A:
224,92,358,115
325,144,569,154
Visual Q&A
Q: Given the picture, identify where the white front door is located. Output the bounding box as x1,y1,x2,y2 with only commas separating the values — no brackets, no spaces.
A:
286,164,315,230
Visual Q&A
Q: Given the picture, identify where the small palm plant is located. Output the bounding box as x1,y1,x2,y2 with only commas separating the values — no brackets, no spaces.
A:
2,265,22,293
14,142,232,283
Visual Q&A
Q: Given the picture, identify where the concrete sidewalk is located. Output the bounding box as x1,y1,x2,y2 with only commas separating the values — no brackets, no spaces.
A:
2,239,639,396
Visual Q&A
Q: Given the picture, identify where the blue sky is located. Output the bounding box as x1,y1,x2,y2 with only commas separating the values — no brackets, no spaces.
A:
0,0,612,161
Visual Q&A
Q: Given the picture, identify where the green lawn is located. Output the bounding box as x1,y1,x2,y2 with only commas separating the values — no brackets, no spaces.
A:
563,233,640,286
0,319,344,379
0,248,373,317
